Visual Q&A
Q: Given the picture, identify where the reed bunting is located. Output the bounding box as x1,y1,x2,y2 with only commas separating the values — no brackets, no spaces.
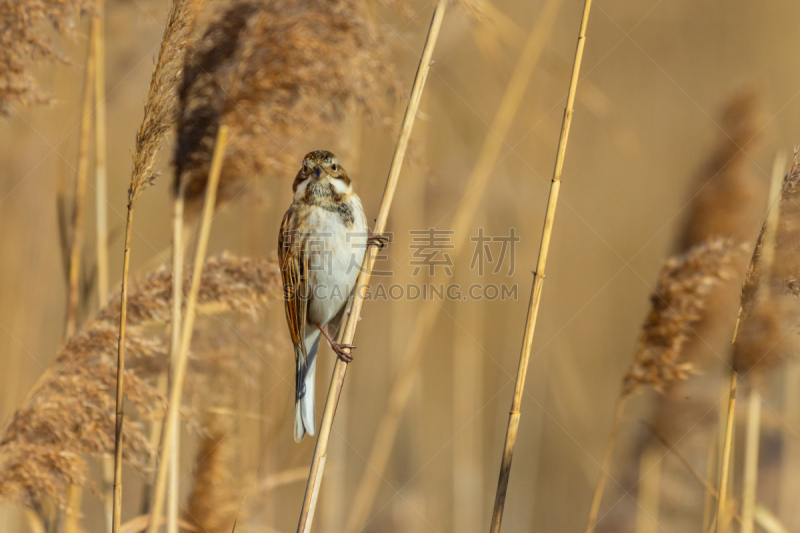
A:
279,150,388,441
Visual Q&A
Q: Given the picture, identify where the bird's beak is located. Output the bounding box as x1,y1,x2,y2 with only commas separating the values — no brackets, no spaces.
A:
313,167,323,179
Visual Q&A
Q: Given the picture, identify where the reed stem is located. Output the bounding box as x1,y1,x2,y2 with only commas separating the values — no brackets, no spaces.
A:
93,5,111,527
295,4,447,532
66,16,97,336
716,371,736,533
167,195,184,533
718,153,784,533
585,396,626,533
112,204,134,533
741,390,761,533
95,0,109,308
634,445,661,533
489,1,594,530
779,360,800,529
146,126,228,533
344,2,564,527
703,432,718,531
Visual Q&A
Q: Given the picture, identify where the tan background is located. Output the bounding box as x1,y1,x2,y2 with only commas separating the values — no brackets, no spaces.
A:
1,0,799,531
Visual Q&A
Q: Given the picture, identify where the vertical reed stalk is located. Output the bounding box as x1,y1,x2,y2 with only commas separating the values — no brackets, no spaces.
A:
146,126,229,533
112,204,135,533
489,1,594,531
64,485,83,533
322,120,363,531
167,195,184,533
102,459,113,533
716,370,738,531
296,4,447,532
23,509,46,533
716,375,736,533
140,371,169,516
741,390,761,533
93,4,111,528
95,0,109,307
585,395,626,533
635,445,661,533
718,154,784,532
90,0,198,529
344,1,563,527
702,433,718,531
66,17,97,336
779,360,800,529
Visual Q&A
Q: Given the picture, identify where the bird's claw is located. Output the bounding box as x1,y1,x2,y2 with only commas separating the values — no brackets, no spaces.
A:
332,342,356,363
367,234,391,250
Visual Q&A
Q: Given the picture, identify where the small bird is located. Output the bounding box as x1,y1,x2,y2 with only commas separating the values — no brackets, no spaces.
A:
279,150,387,441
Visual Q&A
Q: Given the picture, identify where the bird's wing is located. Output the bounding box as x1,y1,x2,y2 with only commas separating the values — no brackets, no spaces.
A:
279,207,308,365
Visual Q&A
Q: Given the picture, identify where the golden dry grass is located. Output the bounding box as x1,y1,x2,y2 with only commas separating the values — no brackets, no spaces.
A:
0,255,280,510
4,1,800,532
174,0,402,209
0,0,93,113
622,239,745,395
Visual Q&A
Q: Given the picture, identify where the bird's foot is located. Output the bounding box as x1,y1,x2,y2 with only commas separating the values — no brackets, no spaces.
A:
367,233,391,250
316,324,356,362
332,342,356,363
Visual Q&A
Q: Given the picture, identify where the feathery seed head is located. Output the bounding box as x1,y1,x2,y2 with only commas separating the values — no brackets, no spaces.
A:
733,153,800,378
622,239,745,396
0,255,280,509
173,0,401,210
0,0,93,114
128,0,203,202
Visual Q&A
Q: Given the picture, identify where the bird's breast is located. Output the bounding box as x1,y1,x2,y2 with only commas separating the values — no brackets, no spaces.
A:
300,202,367,326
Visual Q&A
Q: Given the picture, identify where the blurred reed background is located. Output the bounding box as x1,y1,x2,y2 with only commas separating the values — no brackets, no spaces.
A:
2,0,800,532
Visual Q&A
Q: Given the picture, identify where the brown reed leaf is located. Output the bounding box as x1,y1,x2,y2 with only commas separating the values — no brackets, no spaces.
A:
129,0,203,201
173,0,402,208
0,0,92,114
0,255,280,510
622,239,745,395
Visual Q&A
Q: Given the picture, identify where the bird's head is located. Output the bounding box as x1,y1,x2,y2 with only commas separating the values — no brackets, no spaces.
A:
293,150,352,201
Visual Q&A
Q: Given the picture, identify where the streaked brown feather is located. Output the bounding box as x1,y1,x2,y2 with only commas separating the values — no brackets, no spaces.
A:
279,207,308,364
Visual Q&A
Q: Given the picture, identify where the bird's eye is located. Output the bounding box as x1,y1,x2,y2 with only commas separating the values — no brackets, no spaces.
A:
331,163,337,171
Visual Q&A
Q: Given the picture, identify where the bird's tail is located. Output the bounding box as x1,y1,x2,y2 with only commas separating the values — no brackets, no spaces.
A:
294,330,321,442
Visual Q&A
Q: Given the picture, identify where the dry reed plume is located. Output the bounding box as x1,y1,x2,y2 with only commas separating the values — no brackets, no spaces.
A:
129,0,202,203
0,0,93,113
586,238,743,533
714,157,794,533
174,0,401,209
725,155,800,533
599,92,769,533
99,254,281,326
737,155,800,332
112,1,202,529
678,91,766,251
0,254,279,514
622,239,745,395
